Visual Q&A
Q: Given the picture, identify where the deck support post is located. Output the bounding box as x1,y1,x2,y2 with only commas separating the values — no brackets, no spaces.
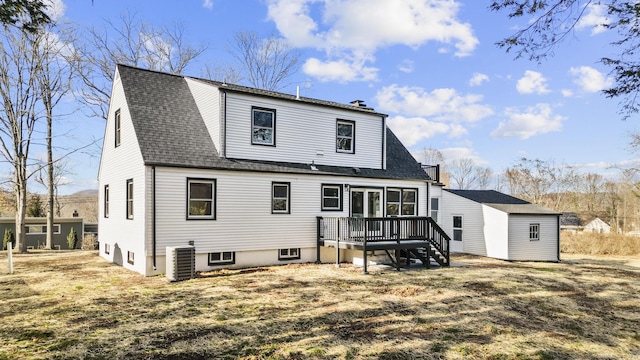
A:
315,217,322,264
363,220,368,274
335,236,340,268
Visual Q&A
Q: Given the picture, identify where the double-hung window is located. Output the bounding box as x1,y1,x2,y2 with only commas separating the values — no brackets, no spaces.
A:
272,182,290,214
126,179,133,220
386,188,417,216
430,198,439,222
252,107,275,146
321,184,343,211
530,224,540,241
104,185,110,218
336,120,355,153
453,215,463,241
401,189,417,216
187,178,216,220
115,109,121,147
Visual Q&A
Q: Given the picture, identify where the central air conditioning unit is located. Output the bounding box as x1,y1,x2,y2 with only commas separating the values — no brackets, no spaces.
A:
166,245,195,282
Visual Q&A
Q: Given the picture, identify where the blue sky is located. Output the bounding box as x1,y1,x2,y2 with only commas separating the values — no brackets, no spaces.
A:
39,0,639,194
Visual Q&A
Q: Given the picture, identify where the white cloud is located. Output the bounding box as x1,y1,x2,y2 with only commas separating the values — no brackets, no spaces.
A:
44,0,65,21
303,57,378,82
516,70,550,94
491,103,565,139
387,116,455,147
267,0,478,82
203,0,213,10
398,59,414,73
576,3,610,35
569,66,613,93
468,73,489,87
561,89,574,97
440,147,486,165
375,85,494,123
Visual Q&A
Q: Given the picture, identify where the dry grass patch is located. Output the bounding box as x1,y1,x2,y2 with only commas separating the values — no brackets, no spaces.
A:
1,251,639,359
562,232,640,255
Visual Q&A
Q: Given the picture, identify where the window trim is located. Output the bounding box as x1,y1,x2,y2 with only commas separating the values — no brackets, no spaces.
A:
453,215,463,241
186,178,217,220
430,197,439,222
272,182,291,214
208,251,236,265
251,106,276,146
401,189,417,216
104,243,111,255
127,251,134,265
321,184,343,211
530,223,540,241
126,179,133,220
278,248,300,260
104,184,110,218
336,119,355,153
386,188,401,217
115,109,121,148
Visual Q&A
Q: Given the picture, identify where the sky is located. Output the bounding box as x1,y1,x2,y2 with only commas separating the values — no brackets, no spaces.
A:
28,0,640,194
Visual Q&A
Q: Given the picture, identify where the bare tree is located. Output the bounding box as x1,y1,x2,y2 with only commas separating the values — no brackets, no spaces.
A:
34,24,75,249
229,31,301,91
0,26,41,252
476,167,494,190
448,158,479,190
75,12,207,119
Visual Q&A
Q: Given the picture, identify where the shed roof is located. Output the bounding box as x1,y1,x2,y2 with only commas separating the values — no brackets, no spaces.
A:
444,189,559,215
117,64,432,181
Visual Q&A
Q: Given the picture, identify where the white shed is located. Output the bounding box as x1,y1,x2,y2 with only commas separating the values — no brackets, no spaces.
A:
441,189,560,262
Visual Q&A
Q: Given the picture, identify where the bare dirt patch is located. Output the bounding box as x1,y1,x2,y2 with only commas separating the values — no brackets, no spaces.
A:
1,251,639,359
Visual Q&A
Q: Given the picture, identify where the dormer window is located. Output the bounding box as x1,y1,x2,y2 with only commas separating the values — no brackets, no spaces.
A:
336,119,355,153
252,107,276,146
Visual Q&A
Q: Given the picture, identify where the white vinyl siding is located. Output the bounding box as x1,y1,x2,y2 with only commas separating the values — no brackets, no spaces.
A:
224,92,383,169
185,78,221,152
508,215,559,261
97,68,147,275
151,167,428,256
441,191,485,254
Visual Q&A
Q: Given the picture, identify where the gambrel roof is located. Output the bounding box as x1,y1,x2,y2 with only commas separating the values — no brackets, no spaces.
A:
117,64,432,181
444,189,560,215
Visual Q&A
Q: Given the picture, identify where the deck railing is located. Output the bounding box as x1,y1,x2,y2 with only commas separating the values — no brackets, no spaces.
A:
421,164,440,182
319,216,435,243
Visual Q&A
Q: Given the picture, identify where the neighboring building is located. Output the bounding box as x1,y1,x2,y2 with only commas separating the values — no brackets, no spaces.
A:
99,65,446,276
441,190,560,262
0,217,84,250
583,217,611,234
560,212,583,233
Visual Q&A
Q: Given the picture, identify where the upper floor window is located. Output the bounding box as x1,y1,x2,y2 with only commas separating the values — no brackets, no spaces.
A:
115,109,121,147
272,182,290,214
336,120,355,153
252,107,276,146
321,184,343,211
104,185,110,218
126,179,133,220
187,178,216,220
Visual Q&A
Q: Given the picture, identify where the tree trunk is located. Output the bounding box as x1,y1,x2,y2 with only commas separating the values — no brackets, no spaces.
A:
15,156,28,253
45,91,53,249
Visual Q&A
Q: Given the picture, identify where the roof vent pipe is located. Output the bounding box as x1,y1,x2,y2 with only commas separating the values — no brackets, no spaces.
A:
296,86,300,100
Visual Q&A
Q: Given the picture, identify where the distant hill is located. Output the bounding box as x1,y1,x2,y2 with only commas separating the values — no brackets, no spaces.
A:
0,189,98,222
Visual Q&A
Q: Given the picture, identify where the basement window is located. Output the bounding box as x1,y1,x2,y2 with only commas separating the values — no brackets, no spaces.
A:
278,248,300,260
530,224,540,241
208,252,235,265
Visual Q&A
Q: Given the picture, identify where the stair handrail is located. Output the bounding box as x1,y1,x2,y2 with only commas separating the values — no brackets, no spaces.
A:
427,217,450,264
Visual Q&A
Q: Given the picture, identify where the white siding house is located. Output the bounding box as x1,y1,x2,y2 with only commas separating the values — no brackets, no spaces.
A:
441,190,560,262
98,65,443,276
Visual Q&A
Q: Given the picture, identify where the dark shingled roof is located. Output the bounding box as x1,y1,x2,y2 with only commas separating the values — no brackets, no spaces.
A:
444,189,560,215
117,64,431,181
444,190,530,205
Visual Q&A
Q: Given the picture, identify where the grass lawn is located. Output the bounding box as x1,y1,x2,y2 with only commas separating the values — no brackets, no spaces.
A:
1,251,639,360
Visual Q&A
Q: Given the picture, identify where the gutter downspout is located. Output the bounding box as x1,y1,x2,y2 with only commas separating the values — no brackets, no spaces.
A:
557,214,561,262
152,165,157,270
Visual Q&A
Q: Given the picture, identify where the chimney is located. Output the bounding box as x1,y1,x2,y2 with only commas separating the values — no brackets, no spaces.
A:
350,99,366,107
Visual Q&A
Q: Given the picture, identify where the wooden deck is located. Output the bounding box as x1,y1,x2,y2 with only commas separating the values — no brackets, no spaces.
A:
316,216,450,273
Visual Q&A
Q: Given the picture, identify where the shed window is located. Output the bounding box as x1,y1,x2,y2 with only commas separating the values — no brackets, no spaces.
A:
530,224,540,241
252,107,275,146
